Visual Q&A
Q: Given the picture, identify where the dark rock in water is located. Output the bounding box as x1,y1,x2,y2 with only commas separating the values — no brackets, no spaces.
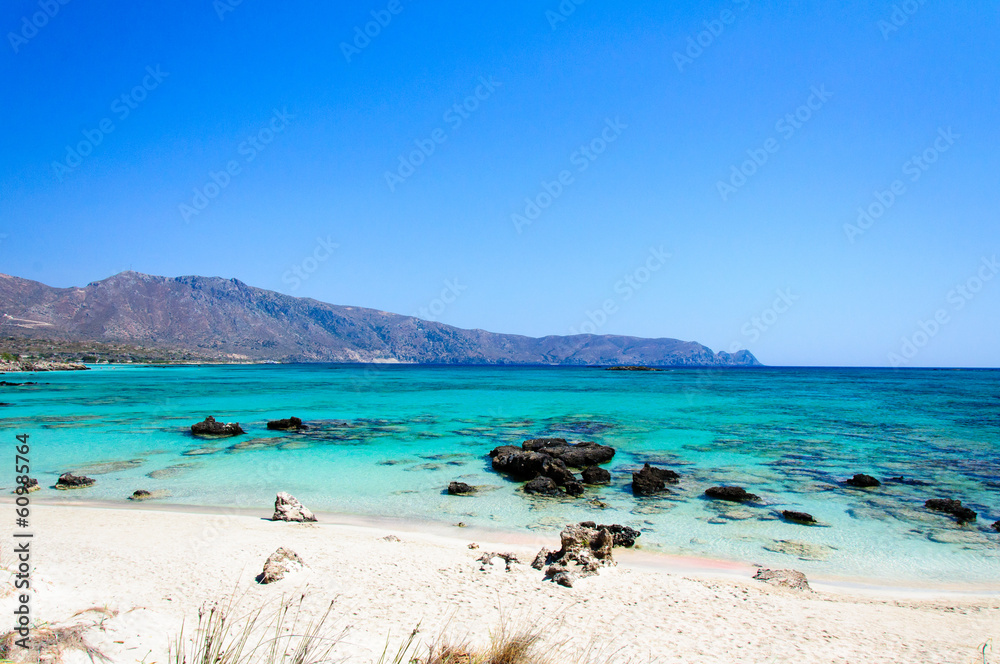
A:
992,521,1000,533
524,476,561,496
18,478,39,493
55,473,96,490
563,481,585,496
581,466,611,485
521,438,616,468
191,416,245,437
631,463,678,496
753,568,811,591
540,457,577,486
490,447,551,480
705,486,760,503
925,498,978,524
782,510,816,525
448,481,475,495
605,365,661,371
845,474,880,488
128,489,153,501
580,521,641,547
267,416,308,431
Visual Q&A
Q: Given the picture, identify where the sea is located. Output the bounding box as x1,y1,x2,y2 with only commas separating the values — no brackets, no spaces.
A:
3,364,998,586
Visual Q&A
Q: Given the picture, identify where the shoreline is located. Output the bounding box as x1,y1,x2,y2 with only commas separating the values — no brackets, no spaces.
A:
19,497,1000,597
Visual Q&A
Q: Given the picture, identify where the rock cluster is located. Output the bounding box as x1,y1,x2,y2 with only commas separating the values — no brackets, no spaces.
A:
258,547,306,584
55,473,95,490
272,492,317,522
489,438,615,497
477,552,520,572
191,416,245,437
925,498,977,524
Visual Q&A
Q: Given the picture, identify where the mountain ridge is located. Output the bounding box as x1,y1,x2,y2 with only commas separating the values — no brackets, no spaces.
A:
0,271,761,367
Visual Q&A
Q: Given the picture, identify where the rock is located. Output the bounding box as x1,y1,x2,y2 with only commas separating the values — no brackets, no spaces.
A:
18,478,39,493
55,473,95,490
540,457,577,485
271,492,317,522
524,476,561,496
521,439,616,468
993,521,1000,533
531,548,552,570
764,539,834,561
468,542,479,549
381,535,401,542
886,476,928,486
448,481,475,495
490,447,552,480
257,547,306,584
581,466,611,484
753,568,811,591
477,552,520,572
925,498,978,524
128,489,153,501
781,510,816,525
191,416,245,437
563,481,585,497
580,522,640,547
631,463,678,496
544,564,574,587
705,486,761,503
605,366,661,371
267,416,308,431
845,474,880,488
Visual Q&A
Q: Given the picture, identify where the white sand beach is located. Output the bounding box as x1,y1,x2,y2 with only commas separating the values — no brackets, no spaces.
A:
2,503,997,663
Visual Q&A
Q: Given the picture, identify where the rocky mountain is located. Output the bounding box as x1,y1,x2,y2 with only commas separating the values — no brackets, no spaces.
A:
0,271,760,366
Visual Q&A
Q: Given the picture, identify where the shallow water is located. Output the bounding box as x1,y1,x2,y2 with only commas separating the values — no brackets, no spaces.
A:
2,364,998,584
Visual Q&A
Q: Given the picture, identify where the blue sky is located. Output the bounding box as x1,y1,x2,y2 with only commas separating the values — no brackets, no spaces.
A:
1,0,998,367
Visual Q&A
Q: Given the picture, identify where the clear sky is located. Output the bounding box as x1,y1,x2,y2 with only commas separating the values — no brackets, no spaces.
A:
1,0,998,367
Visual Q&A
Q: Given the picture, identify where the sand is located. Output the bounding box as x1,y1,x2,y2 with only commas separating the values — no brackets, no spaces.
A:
2,503,997,663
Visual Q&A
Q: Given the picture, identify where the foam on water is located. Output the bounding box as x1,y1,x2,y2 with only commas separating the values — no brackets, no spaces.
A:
3,364,998,584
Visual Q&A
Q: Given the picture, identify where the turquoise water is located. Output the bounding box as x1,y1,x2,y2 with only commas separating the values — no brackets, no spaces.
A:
2,364,998,585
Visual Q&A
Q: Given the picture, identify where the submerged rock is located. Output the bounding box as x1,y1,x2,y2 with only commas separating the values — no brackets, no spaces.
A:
705,486,761,503
258,547,306,584
764,539,834,561
781,510,816,525
581,466,611,485
191,416,245,437
753,568,811,591
925,498,978,524
55,473,95,490
992,521,1000,533
448,481,475,495
271,492,317,522
845,474,881,488
267,416,308,431
631,463,678,496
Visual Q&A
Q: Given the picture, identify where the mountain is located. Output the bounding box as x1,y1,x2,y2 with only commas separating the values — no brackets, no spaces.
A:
0,271,760,366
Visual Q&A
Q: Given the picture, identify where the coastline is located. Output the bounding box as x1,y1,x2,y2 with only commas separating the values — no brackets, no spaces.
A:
4,502,996,663
19,497,1000,596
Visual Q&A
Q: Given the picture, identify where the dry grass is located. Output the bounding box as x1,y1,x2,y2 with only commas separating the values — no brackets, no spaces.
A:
0,608,116,664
